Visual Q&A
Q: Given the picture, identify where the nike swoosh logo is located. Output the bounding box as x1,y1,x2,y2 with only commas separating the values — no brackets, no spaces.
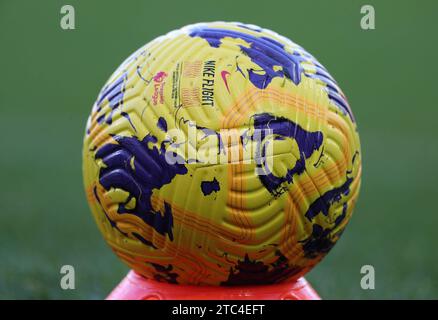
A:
221,70,231,93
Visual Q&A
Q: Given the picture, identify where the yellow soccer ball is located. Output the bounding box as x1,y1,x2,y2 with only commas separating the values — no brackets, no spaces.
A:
83,22,361,286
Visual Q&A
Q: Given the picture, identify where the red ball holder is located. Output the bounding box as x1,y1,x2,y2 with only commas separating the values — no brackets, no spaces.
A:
107,270,321,300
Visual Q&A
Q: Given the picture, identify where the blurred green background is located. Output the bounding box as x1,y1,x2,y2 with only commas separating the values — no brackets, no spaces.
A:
0,0,437,299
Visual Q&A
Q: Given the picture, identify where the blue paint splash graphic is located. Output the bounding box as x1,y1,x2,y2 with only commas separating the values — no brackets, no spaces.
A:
300,174,354,258
95,134,187,241
221,250,301,285
157,117,168,132
95,72,137,129
304,69,355,122
200,178,220,196
251,113,323,196
300,203,348,258
189,27,305,89
304,177,352,221
189,25,355,122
